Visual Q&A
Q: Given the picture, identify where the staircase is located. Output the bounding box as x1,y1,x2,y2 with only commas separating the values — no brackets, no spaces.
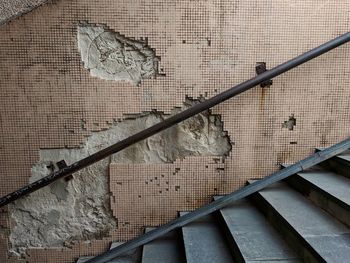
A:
78,148,350,263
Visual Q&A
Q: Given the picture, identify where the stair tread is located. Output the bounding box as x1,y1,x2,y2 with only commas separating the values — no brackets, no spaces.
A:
216,197,300,262
338,154,350,162
181,213,234,263
142,240,182,263
253,181,350,262
142,229,183,263
296,168,350,205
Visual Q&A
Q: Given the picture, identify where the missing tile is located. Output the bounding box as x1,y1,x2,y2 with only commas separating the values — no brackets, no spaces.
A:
77,22,159,86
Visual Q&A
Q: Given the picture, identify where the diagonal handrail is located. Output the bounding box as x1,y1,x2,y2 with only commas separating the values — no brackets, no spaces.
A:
1,32,349,208
86,138,350,263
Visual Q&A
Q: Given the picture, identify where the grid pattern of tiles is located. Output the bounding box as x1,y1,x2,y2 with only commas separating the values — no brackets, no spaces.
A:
0,0,349,262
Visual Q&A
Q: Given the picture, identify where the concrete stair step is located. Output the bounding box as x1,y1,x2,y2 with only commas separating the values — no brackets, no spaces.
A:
316,148,350,178
77,146,350,263
285,166,350,227
141,227,185,263
180,212,234,263
214,196,300,263
249,180,350,263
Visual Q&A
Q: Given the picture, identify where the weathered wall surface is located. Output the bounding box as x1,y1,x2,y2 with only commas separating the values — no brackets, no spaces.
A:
77,23,160,86
9,100,231,256
0,0,349,262
0,0,48,26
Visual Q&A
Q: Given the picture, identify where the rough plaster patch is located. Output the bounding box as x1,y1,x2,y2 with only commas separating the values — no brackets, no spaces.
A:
9,98,231,256
77,23,159,86
10,156,116,257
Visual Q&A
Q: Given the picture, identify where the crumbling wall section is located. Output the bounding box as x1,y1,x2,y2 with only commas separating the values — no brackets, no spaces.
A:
9,98,231,255
0,0,349,262
77,23,159,86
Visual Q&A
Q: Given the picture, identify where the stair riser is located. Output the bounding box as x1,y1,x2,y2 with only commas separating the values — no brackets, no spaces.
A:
285,175,350,227
141,230,185,263
216,211,246,263
320,157,350,178
249,193,326,263
181,214,234,263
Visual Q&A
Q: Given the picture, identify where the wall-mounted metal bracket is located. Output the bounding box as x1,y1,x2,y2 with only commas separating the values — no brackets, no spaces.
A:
256,62,273,88
56,160,67,170
56,160,73,182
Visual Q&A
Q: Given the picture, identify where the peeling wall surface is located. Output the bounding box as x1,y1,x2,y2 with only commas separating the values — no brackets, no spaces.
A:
9,99,230,255
77,23,159,86
0,0,349,262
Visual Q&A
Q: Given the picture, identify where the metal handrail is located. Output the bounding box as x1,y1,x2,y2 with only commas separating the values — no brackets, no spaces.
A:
1,32,349,208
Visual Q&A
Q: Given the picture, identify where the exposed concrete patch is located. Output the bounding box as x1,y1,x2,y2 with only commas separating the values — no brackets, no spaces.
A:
77,22,159,86
282,114,296,131
9,156,116,257
9,98,231,256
